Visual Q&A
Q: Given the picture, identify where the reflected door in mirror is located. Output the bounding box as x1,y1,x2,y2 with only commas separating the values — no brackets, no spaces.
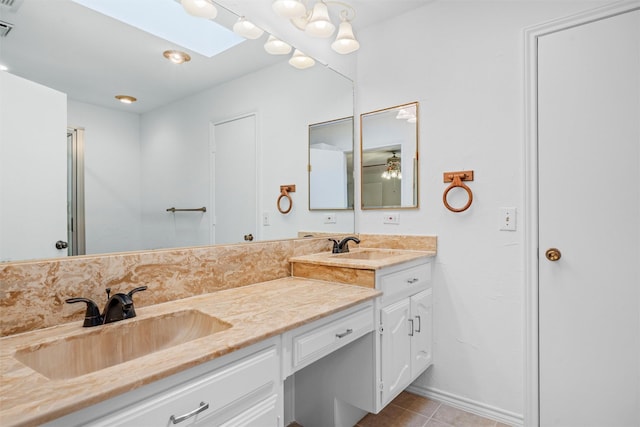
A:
308,117,354,210
360,103,419,209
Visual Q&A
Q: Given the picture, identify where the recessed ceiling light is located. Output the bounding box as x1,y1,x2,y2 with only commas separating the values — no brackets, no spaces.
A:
115,95,137,104
163,50,191,64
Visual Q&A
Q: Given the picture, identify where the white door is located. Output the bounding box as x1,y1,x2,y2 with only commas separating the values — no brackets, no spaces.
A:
0,72,67,262
380,298,412,405
410,289,432,378
538,10,639,426
211,115,257,245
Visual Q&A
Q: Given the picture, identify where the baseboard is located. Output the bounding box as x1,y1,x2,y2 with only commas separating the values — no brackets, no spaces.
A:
406,384,524,427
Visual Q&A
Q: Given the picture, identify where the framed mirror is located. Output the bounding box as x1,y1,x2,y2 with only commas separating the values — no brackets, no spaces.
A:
360,102,419,209
308,117,354,210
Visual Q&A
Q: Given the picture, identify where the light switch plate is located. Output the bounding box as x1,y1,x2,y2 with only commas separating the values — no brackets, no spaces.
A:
262,212,270,226
500,207,516,231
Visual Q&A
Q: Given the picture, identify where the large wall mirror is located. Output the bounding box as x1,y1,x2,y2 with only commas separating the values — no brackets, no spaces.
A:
0,0,354,263
308,117,354,210
360,102,419,209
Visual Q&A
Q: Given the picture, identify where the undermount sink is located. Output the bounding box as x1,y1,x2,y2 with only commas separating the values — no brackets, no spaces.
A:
332,249,405,260
14,310,231,380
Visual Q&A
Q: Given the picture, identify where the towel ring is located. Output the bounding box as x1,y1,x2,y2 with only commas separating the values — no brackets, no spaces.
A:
277,185,296,214
443,171,474,213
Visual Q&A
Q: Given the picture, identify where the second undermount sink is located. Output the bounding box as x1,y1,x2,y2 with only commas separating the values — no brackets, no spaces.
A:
14,310,231,380
332,249,405,260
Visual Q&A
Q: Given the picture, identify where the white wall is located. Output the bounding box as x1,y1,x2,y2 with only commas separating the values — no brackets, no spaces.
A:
0,72,67,262
355,1,612,421
68,100,142,254
140,60,354,247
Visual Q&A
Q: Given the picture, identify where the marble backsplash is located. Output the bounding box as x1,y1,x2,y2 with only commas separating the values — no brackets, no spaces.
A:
0,234,435,337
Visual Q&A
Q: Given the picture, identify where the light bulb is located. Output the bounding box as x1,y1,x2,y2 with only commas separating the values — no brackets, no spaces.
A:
331,19,359,54
289,49,315,69
233,17,264,40
272,0,306,18
264,35,292,55
305,2,335,38
181,0,217,19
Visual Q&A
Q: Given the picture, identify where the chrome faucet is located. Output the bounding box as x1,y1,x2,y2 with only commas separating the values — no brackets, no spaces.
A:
66,286,147,327
329,236,361,253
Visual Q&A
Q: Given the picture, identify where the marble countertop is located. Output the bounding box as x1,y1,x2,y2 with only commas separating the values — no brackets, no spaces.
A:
0,277,380,427
289,248,436,270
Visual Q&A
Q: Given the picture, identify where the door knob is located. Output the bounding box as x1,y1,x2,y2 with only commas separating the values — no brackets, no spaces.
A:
545,248,561,261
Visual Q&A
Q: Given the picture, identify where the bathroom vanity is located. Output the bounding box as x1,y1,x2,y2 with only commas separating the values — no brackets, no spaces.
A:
0,279,378,427
0,247,434,427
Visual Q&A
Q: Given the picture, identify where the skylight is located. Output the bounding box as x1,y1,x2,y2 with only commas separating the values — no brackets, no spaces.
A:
71,0,244,58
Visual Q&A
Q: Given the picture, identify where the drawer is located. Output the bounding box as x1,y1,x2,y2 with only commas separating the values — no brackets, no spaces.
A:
287,304,374,374
379,262,431,304
89,345,279,426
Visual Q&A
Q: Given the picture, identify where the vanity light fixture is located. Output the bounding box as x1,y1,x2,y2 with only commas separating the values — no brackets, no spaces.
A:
233,17,264,39
181,0,217,19
115,95,137,104
264,35,292,55
163,50,191,64
381,153,402,180
272,1,360,54
289,49,315,69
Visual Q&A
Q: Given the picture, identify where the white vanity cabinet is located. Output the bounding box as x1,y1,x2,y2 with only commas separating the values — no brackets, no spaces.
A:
376,259,433,409
44,338,283,427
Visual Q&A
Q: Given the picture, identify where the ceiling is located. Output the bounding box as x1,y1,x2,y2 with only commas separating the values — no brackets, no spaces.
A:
0,0,428,113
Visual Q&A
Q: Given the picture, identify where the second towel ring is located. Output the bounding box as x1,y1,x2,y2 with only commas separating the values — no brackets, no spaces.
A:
277,185,296,214
443,171,474,213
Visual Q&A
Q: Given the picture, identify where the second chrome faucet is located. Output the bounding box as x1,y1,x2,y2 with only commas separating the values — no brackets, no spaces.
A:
66,286,147,327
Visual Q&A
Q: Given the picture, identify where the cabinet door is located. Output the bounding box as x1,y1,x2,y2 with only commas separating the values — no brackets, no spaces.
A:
410,289,433,378
380,298,412,405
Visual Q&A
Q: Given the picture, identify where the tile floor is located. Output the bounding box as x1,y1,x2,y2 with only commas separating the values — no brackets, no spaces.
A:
289,391,512,427
356,391,512,427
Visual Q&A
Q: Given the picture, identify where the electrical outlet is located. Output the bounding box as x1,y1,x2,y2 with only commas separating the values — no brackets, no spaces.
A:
262,212,270,226
324,213,337,224
383,213,400,224
500,207,516,231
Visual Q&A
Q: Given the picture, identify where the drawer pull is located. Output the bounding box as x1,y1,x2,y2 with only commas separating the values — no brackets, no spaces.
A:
408,319,414,336
170,401,209,424
336,328,353,339
415,315,421,332
407,278,419,284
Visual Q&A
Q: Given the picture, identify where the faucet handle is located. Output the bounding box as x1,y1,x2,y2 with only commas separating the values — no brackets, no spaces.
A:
66,297,103,327
127,286,148,298
328,239,340,253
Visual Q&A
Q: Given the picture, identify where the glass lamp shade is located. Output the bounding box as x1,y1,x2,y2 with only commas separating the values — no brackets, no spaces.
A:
305,2,335,38
264,35,292,55
233,18,264,40
181,0,217,19
272,0,306,18
289,49,315,69
331,20,359,54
